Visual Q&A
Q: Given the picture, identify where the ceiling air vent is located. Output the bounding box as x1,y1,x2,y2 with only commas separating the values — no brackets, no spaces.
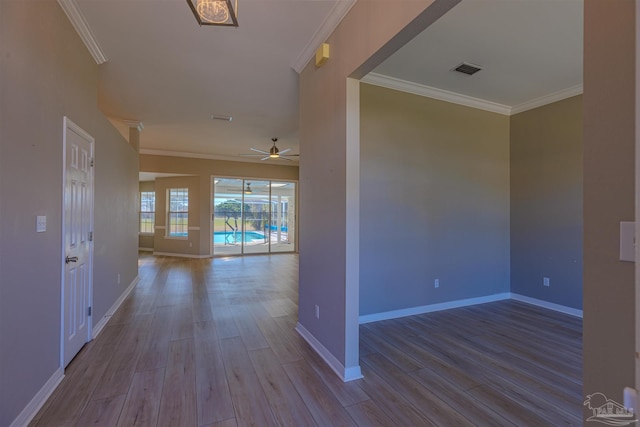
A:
452,62,483,76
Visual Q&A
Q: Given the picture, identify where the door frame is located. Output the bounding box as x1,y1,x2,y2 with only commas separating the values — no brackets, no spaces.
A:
60,116,95,369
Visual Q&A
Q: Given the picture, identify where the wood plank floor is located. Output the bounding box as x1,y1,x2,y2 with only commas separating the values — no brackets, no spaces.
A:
31,253,583,426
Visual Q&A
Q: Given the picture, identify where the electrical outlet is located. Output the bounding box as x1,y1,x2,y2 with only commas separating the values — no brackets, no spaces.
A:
434,279,440,288
315,305,320,319
543,277,550,287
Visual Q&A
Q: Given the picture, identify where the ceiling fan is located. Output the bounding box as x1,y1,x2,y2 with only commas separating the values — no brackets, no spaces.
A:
240,138,299,161
218,182,256,195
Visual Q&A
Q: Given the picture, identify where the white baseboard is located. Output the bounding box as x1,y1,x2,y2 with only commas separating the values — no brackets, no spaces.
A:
9,368,64,427
138,247,153,252
295,322,363,382
359,293,511,324
152,252,211,259
92,275,140,339
510,293,583,318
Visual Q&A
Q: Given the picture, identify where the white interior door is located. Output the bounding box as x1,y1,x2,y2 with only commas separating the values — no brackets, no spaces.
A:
62,117,94,367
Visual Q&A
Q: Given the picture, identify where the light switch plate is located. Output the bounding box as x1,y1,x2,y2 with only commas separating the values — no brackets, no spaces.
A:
36,216,46,232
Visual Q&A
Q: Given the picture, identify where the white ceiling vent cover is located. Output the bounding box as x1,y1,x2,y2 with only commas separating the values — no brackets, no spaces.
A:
452,62,483,76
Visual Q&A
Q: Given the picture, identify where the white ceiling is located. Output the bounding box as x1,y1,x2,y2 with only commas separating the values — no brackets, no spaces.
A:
71,0,582,164
371,0,583,110
75,0,346,163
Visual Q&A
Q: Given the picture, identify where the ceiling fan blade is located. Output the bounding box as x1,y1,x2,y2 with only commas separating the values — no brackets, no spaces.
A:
261,156,270,161
239,153,267,157
278,148,291,154
250,148,269,155
283,154,299,156
279,156,293,161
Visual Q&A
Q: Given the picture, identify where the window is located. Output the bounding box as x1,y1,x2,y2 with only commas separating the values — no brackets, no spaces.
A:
168,188,188,237
140,191,155,233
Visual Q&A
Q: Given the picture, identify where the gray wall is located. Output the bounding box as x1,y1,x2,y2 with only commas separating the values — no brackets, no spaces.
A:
0,2,138,425
299,0,456,372
510,96,583,309
153,176,201,256
583,0,635,410
359,84,511,316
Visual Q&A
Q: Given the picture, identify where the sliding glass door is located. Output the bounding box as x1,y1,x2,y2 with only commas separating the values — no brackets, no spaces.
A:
270,182,295,253
213,178,243,256
242,180,270,255
212,178,296,256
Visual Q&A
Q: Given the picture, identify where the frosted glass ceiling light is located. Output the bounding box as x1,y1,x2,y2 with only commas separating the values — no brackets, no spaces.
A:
187,0,238,27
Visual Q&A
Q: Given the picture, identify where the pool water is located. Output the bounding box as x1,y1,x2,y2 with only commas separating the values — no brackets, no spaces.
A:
213,231,265,244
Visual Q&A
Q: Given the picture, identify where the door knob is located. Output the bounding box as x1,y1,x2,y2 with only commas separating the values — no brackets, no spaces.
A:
65,256,78,264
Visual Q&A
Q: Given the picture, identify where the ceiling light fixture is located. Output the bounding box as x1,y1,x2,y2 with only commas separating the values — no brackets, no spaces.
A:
269,143,280,158
187,0,238,27
244,182,252,194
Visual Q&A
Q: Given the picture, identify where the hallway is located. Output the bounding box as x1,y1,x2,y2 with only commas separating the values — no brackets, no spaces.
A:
31,253,582,426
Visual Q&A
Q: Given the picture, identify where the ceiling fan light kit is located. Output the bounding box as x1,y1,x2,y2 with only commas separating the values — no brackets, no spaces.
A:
187,0,238,27
239,138,299,161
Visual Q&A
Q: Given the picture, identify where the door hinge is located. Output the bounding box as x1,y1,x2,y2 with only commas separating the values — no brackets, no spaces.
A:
90,158,94,167
88,307,92,316
88,231,93,242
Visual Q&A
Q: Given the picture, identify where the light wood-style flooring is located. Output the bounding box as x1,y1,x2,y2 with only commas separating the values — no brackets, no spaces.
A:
31,253,582,426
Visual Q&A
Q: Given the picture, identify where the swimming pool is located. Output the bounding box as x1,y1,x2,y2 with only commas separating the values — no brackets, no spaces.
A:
213,231,265,244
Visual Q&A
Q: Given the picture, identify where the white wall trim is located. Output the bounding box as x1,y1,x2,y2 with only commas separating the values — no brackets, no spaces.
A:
57,0,107,64
359,293,511,324
152,252,211,259
344,78,361,375
362,73,583,116
124,120,144,132
9,368,64,427
509,293,583,318
291,0,357,73
138,247,154,252
359,292,583,324
295,322,363,382
140,148,298,167
510,85,584,115
92,275,140,339
361,73,512,115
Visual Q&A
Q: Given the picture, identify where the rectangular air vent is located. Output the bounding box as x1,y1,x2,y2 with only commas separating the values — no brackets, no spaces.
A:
452,62,483,76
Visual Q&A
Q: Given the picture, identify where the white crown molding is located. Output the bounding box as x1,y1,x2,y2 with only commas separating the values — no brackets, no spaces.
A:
291,0,357,74
362,73,512,115
124,120,144,132
362,73,583,116
139,148,299,166
57,0,107,65
510,84,583,115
